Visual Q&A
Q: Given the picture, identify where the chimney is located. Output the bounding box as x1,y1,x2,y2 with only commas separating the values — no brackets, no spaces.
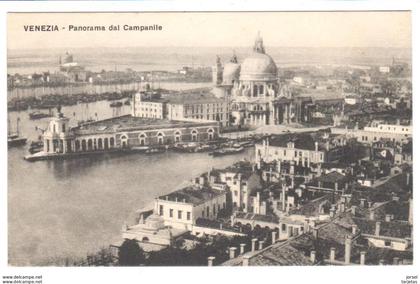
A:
345,235,352,264
393,257,399,265
277,160,281,173
251,238,257,252
258,241,264,250
313,227,319,239
385,214,392,222
219,223,223,230
369,211,375,220
329,208,336,218
351,206,357,215
239,243,246,255
375,221,381,236
392,196,400,202
352,224,358,235
367,201,373,208
242,255,250,266
360,199,366,208
315,141,319,152
282,185,286,211
379,259,385,265
360,251,366,265
409,199,413,225
229,247,237,259
406,172,410,186
272,231,277,244
310,250,316,263
207,256,215,266
330,247,336,262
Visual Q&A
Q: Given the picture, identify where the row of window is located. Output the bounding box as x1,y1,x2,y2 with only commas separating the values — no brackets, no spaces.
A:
159,205,192,221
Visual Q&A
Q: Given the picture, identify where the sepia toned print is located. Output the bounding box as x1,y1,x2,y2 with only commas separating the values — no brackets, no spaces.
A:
7,12,412,266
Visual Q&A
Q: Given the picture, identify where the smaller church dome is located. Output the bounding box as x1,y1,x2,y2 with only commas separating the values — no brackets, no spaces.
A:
222,62,241,85
145,214,165,229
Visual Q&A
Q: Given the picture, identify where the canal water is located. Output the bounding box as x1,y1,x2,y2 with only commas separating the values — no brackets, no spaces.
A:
8,100,254,266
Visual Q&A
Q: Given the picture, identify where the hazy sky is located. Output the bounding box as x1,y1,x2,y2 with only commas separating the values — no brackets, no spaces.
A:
8,12,411,50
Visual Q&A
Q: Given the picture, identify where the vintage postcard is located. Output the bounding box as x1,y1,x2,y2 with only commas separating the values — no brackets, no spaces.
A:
5,8,414,278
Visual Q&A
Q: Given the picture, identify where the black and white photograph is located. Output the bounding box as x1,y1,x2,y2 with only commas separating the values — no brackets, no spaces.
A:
2,5,418,284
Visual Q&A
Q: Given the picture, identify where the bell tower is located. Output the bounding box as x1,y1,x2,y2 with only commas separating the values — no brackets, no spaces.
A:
212,55,223,86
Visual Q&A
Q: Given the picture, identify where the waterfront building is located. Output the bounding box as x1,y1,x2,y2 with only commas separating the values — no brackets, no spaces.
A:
255,132,349,165
132,91,230,127
36,109,219,159
335,121,412,145
212,33,313,127
154,185,227,230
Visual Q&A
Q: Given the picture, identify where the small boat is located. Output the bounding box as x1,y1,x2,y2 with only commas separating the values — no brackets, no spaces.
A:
110,101,123,108
8,134,27,147
124,99,131,106
28,140,44,154
209,146,244,157
130,146,150,153
145,147,166,154
8,117,26,147
194,144,214,153
29,111,52,120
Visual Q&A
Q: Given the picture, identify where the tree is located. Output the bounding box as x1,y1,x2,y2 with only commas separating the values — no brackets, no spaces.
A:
118,239,145,266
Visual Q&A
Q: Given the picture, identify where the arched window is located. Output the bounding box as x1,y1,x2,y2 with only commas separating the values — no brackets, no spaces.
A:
191,129,198,142
138,133,147,146
207,128,214,140
75,140,80,152
110,137,115,148
104,138,109,149
81,140,87,151
174,130,181,143
156,132,164,145
87,139,93,151
97,138,103,149
120,135,128,148
259,85,264,95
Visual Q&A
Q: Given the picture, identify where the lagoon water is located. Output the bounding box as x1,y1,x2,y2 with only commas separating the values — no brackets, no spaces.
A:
8,100,254,266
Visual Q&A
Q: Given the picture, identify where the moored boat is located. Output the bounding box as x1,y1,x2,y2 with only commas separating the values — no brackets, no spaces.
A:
110,101,123,107
29,111,52,120
8,134,27,147
209,146,244,157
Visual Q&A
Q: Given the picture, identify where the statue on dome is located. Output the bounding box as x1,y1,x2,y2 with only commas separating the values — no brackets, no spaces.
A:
242,84,251,97
230,51,238,64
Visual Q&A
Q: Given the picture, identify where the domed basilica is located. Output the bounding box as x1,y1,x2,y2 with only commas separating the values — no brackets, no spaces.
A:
212,33,312,127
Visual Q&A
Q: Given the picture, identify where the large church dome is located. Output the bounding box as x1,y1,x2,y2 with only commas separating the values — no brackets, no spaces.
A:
239,32,278,82
240,52,277,81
